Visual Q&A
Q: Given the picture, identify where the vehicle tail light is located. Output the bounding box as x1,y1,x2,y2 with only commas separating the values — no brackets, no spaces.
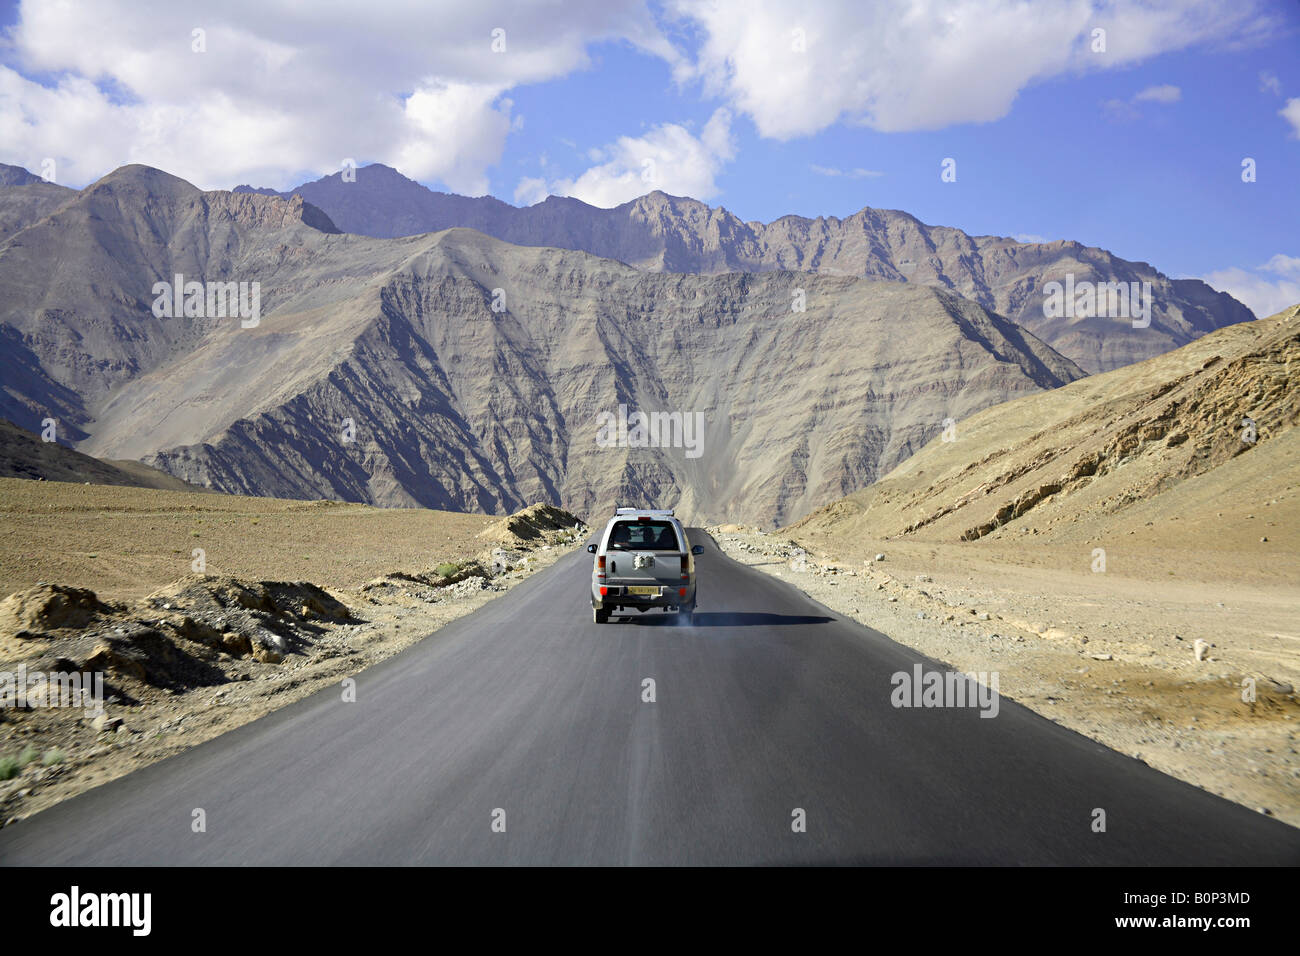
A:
600,586,608,596
597,556,605,570
680,555,689,580
678,587,687,597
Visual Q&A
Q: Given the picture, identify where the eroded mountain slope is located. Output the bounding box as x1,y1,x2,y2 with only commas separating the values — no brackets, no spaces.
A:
1,166,1086,524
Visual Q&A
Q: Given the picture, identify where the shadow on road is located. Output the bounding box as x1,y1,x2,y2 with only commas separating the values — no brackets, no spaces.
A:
616,611,834,627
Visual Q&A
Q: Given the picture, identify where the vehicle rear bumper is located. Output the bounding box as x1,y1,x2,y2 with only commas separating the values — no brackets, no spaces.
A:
592,582,695,610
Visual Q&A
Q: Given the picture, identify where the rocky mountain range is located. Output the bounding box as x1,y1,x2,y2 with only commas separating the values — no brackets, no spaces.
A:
236,163,1254,374
0,163,75,243
0,164,1087,525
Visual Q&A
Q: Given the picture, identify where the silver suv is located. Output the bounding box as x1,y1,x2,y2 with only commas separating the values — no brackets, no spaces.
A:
588,508,703,624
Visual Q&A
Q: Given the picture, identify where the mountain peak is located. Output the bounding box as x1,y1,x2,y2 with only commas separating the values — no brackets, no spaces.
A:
625,189,706,210
0,164,46,187
88,164,202,200
75,165,339,234
357,162,407,178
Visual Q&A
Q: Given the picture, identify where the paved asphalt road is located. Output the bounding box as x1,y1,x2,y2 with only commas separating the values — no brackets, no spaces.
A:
2,530,1297,865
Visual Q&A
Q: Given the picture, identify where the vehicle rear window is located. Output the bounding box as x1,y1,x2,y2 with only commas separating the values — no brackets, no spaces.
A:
607,520,680,551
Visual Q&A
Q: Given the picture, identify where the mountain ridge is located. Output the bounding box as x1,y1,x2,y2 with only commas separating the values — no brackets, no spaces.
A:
0,418,212,492
234,163,1253,373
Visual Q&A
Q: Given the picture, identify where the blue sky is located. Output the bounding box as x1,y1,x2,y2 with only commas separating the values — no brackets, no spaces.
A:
506,36,1298,276
1,0,1297,315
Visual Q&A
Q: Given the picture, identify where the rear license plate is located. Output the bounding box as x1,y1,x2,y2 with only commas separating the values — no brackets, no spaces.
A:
627,586,660,596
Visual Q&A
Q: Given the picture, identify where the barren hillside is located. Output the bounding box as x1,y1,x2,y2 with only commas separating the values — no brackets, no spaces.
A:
1,165,1085,526
793,306,1299,548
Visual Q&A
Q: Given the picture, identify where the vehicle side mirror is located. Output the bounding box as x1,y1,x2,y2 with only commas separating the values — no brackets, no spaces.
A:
691,545,704,555
586,544,597,554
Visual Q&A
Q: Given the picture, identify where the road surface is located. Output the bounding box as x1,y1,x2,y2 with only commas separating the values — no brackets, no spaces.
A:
2,530,1297,864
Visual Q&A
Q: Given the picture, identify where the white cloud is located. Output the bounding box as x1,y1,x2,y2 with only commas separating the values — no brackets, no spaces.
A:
1100,97,1142,123
1266,254,1300,275
0,0,674,190
1103,81,1181,122
0,0,1279,195
1259,71,1282,95
393,83,514,195
522,108,735,208
1134,84,1181,103
810,164,883,178
514,176,549,206
1014,233,1050,244
1281,98,1300,139
669,0,1270,138
1203,254,1300,319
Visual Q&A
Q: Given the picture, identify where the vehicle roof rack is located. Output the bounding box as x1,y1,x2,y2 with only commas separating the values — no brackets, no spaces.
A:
614,507,674,516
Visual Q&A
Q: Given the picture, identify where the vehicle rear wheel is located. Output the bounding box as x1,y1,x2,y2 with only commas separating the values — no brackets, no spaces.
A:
593,608,610,624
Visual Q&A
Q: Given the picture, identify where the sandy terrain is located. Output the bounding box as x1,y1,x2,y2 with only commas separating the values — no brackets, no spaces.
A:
0,479,583,827
0,476,499,601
